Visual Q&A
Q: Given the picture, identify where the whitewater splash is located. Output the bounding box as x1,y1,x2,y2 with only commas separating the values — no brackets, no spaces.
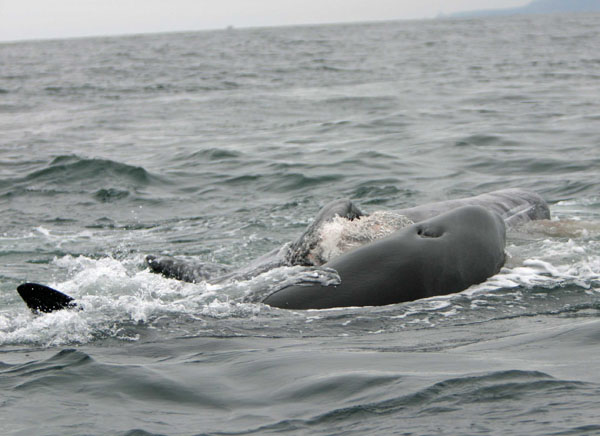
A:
1,213,599,347
311,211,414,264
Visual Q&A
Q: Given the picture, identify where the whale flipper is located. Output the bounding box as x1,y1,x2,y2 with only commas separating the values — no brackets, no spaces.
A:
17,283,77,313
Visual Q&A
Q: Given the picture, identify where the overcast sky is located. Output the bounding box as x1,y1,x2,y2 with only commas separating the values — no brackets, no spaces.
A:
0,0,531,42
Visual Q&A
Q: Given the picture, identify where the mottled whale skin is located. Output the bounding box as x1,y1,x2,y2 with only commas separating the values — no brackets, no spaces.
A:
394,188,550,227
262,205,507,309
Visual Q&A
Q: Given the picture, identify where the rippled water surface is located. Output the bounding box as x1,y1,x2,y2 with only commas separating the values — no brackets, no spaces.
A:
1,13,599,435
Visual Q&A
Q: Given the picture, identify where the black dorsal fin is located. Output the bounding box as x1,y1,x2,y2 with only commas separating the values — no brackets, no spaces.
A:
17,283,77,313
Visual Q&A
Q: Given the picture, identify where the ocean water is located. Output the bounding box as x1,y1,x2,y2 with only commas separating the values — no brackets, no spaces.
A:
1,13,600,435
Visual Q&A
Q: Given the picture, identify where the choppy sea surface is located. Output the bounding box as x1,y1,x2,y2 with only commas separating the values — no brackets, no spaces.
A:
1,13,600,436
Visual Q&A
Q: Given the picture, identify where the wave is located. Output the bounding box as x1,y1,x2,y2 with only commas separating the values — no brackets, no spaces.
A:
223,370,599,435
454,133,519,148
27,155,153,184
0,155,166,202
0,348,227,408
223,172,345,193
186,148,244,161
4,343,600,436
93,188,130,203
40,81,244,98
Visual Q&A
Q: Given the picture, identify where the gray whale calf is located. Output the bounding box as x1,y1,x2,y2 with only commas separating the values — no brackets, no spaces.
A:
147,188,549,282
143,188,549,309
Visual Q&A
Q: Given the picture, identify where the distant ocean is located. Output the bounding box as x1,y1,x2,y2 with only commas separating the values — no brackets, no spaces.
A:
1,13,599,436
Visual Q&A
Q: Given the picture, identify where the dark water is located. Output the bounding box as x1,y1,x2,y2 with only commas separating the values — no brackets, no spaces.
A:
1,13,600,435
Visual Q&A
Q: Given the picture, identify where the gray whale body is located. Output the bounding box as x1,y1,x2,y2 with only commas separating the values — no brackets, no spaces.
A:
146,188,548,281
393,188,549,227
262,205,507,309
283,188,548,269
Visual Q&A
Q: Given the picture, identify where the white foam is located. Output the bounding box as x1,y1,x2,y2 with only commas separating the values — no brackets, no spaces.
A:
0,308,94,346
522,219,600,238
464,238,600,297
2,219,598,345
0,254,348,345
315,211,413,263
556,197,600,207
35,226,51,237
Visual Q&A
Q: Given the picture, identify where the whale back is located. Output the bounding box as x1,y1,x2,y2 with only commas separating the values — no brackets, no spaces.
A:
396,188,549,227
262,205,506,309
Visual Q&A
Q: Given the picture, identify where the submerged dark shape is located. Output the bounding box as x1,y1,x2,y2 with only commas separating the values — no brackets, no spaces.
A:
145,256,231,283
263,205,507,309
17,283,77,313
